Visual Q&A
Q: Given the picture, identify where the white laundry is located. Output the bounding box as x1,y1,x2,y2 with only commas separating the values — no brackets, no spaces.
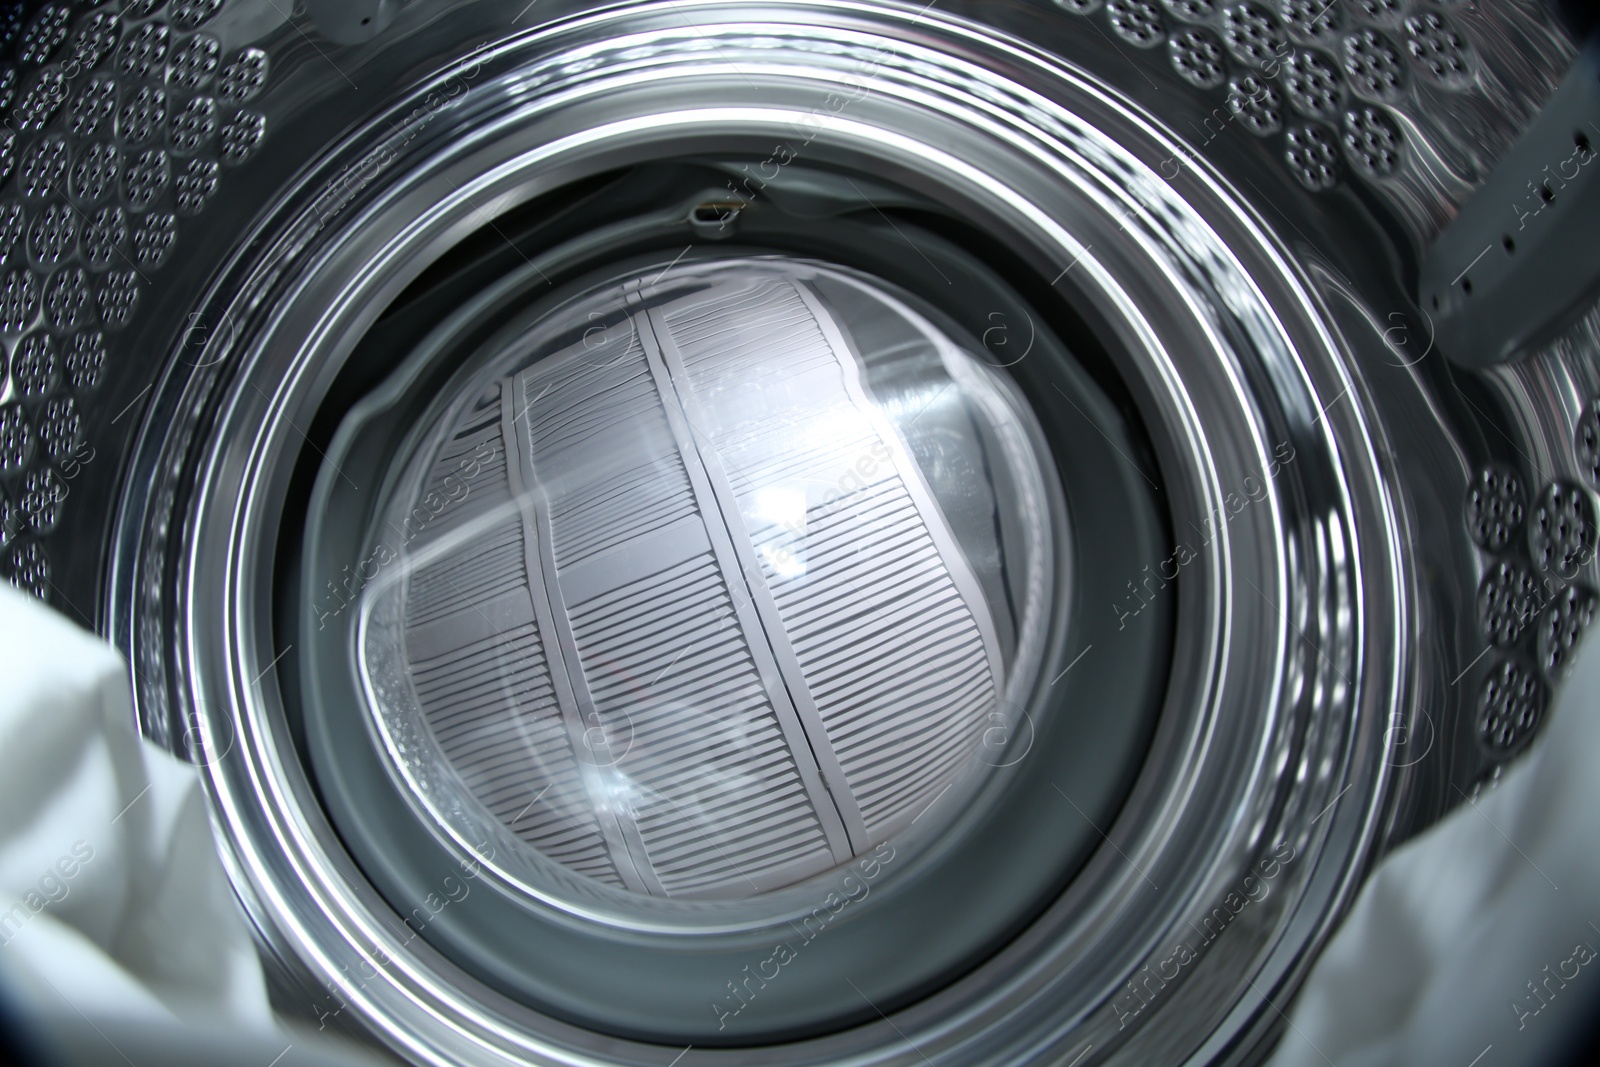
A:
0,583,271,1029
1270,635,1600,1067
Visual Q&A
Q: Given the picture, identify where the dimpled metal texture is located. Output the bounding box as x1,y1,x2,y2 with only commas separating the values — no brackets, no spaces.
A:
1341,104,1402,177
1528,481,1597,581
1283,49,1342,119
1576,397,1600,488
1106,0,1165,48
1537,584,1596,681
1046,0,1564,216
1477,658,1547,755
19,6,71,68
1162,0,1215,21
1284,122,1339,190
1222,3,1284,69
1341,27,1405,101
1169,27,1227,88
1056,0,1369,192
0,0,266,599
0,200,19,263
1404,10,1469,85
1227,73,1283,135
73,140,118,201
1465,465,1526,551
1280,0,1338,43
1477,559,1539,647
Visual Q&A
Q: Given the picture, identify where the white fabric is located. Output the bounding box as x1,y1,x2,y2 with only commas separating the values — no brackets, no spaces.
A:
1270,635,1600,1067
0,582,271,1030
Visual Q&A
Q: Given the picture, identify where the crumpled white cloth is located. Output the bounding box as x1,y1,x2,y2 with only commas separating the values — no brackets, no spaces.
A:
0,583,271,1030
1269,634,1600,1067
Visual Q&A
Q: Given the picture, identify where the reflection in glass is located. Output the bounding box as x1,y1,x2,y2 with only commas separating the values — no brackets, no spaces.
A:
356,258,1059,908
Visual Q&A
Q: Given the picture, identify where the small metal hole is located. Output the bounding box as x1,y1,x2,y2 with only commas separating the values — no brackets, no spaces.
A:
691,201,743,225
1502,235,1514,253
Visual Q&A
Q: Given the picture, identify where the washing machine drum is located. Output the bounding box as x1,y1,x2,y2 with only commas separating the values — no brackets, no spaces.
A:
16,0,1598,1064
358,260,1058,903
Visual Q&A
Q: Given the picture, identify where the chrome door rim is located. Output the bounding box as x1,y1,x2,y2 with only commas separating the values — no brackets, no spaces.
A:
111,1,1407,1063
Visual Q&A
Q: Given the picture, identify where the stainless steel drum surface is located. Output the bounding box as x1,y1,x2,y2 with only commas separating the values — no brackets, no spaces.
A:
0,0,1590,1064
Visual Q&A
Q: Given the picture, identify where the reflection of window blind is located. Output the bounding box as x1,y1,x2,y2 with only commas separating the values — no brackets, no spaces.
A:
399,275,1001,899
